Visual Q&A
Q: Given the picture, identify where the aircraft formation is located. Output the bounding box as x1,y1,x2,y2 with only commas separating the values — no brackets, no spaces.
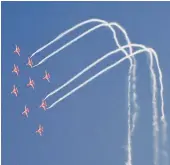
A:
11,45,51,136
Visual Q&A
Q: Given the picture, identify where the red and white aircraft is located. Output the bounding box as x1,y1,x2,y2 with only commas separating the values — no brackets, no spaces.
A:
11,85,18,96
12,64,19,76
43,70,50,82
14,45,20,56
40,100,47,110
36,124,44,136
27,77,35,89
22,105,30,118
27,57,33,68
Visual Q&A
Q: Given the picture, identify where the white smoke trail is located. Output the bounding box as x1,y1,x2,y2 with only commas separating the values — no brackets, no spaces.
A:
30,19,132,58
150,49,168,165
131,65,139,135
148,51,159,165
46,46,165,165
44,44,140,100
30,18,167,164
127,65,132,165
31,19,136,165
150,49,166,127
46,48,148,108
30,19,137,136
30,19,107,58
32,22,133,68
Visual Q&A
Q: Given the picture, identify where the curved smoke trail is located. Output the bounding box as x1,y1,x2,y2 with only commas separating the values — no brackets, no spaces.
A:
45,46,165,165
31,22,133,68
30,19,109,58
30,18,167,163
31,19,136,165
30,19,132,59
31,20,137,165
44,43,141,100
46,48,147,108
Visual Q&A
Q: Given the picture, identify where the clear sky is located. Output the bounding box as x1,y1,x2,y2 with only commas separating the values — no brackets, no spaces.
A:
2,2,170,165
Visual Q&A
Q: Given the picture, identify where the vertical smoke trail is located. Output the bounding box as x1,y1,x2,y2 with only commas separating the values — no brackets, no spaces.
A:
127,64,132,165
150,49,168,165
131,62,139,135
148,52,159,165
104,25,136,165
116,26,134,165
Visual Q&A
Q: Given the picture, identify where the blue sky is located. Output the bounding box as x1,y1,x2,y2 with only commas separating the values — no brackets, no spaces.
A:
2,2,170,165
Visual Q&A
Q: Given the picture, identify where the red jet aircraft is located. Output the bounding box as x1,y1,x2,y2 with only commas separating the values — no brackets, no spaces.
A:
36,124,44,136
14,45,20,56
27,77,35,89
40,100,47,110
12,64,19,76
27,57,33,68
22,105,30,118
43,70,50,82
11,85,18,96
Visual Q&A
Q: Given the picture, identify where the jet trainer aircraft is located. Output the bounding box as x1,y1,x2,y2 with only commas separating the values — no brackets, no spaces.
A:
12,64,19,76
14,45,20,56
36,124,44,136
27,77,35,89
11,85,18,96
27,57,33,68
22,105,30,117
40,100,47,110
43,70,50,82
